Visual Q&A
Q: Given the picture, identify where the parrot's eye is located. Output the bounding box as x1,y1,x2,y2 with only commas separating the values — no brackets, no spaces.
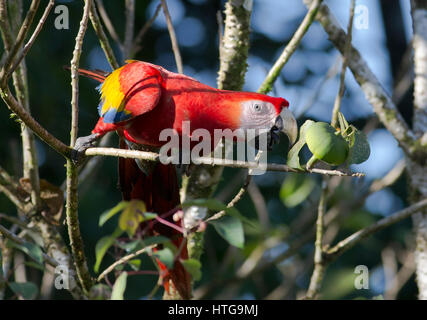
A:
253,103,262,112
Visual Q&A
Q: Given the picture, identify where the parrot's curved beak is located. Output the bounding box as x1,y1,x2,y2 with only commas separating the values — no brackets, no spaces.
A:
275,108,298,146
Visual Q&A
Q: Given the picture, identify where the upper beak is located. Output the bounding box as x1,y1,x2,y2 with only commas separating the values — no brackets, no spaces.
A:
275,108,298,146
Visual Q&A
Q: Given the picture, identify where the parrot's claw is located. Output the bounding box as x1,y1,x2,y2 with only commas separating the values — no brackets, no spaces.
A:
72,133,100,165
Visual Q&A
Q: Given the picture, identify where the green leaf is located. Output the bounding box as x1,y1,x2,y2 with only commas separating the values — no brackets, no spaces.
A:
8,282,38,300
94,228,123,273
347,130,370,164
7,241,43,265
287,120,314,169
181,259,202,281
153,248,174,269
99,201,129,226
128,259,141,271
280,173,316,207
209,215,244,249
111,272,127,300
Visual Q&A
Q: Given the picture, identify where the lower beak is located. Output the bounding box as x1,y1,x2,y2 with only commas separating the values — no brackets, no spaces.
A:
275,108,298,146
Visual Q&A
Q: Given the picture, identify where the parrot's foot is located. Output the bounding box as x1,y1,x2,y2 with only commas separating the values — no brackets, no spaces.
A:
71,133,100,165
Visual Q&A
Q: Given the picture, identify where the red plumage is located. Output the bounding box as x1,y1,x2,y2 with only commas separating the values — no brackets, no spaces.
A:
74,60,292,299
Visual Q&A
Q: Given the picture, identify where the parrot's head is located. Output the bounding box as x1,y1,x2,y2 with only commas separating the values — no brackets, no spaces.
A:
231,92,298,147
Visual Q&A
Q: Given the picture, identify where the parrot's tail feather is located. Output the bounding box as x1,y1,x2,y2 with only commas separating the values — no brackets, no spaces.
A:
118,139,192,299
63,66,109,82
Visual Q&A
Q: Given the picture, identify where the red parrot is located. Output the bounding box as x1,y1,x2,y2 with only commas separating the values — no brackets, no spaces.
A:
73,60,297,299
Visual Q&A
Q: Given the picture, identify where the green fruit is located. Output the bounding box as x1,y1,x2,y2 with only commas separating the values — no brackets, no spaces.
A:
305,122,349,165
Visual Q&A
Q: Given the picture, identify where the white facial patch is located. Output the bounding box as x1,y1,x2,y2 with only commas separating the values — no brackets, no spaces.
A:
239,100,277,131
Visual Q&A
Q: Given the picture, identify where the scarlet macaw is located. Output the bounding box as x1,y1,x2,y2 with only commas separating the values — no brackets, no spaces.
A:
73,60,297,299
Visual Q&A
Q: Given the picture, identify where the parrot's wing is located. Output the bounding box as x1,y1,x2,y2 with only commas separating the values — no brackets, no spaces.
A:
97,61,162,124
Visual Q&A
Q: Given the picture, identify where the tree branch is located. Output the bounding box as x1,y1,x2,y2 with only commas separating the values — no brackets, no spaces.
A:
409,0,427,300
160,0,183,74
258,0,323,94
83,147,364,177
123,0,135,59
7,0,55,79
89,0,120,69
131,3,161,57
302,0,418,156
95,0,122,49
66,0,93,295
0,224,58,267
326,198,427,261
305,179,327,299
0,0,39,86
97,245,155,282
330,0,355,128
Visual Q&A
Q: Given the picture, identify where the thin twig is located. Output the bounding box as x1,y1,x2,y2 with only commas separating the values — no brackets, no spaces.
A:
123,0,135,59
84,147,364,177
160,0,183,74
258,0,323,94
305,178,328,299
0,86,71,158
131,3,161,57
302,0,417,155
89,0,120,69
205,174,252,223
326,198,427,261
0,213,30,230
369,159,406,194
0,0,40,86
216,10,224,55
331,0,355,128
7,0,55,79
97,245,155,282
296,55,341,119
95,0,122,48
0,224,58,267
66,0,93,295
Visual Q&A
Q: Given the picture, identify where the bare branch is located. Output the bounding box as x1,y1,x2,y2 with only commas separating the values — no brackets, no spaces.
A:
0,224,58,267
97,245,155,282
205,174,252,223
84,147,364,177
123,0,135,59
302,0,418,155
66,0,94,295
330,0,355,128
160,0,183,74
258,0,323,94
409,0,427,300
8,0,55,78
131,3,161,57
0,86,71,158
305,179,328,299
95,0,122,47
326,198,427,261
89,0,120,69
0,0,40,86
